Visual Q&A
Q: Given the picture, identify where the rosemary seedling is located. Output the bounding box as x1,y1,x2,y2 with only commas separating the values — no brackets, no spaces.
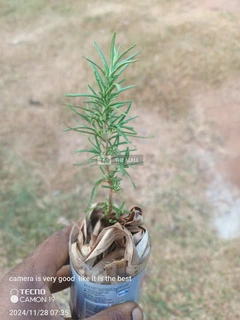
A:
65,32,142,221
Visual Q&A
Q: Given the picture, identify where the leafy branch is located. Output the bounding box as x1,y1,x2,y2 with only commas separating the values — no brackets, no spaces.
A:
65,32,143,220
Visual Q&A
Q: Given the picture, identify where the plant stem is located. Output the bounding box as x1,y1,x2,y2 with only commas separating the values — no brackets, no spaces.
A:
104,123,113,216
106,165,113,216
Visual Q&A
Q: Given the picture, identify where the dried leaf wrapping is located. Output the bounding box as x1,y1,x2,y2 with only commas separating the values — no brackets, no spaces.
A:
70,206,150,283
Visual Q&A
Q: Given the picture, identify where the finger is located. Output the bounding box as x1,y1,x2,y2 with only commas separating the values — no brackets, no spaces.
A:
51,265,72,293
27,225,78,284
87,302,143,320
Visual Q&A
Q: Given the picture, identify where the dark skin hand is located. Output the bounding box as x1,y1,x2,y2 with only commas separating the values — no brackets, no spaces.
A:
0,226,143,320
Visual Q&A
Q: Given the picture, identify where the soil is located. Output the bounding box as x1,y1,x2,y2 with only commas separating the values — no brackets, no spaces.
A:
193,83,240,188
200,0,240,11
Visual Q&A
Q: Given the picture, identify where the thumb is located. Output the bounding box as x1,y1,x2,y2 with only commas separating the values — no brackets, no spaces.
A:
87,302,143,320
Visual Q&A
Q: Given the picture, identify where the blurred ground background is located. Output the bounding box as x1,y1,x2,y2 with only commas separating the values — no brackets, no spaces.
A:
1,1,240,319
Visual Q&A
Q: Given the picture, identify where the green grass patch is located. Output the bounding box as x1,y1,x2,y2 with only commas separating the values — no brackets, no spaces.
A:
0,148,84,268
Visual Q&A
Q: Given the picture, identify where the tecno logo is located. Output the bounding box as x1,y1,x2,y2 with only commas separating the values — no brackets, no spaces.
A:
19,289,46,295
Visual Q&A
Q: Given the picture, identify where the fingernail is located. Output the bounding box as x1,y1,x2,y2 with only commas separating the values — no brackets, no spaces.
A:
132,307,143,320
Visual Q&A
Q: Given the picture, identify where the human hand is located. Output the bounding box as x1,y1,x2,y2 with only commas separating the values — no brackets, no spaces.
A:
0,226,143,320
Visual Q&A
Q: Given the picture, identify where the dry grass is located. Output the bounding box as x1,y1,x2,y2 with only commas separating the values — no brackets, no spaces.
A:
1,0,240,319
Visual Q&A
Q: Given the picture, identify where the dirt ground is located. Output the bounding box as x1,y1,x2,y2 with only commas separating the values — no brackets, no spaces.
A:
194,83,240,188
190,3,240,189
199,0,240,11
